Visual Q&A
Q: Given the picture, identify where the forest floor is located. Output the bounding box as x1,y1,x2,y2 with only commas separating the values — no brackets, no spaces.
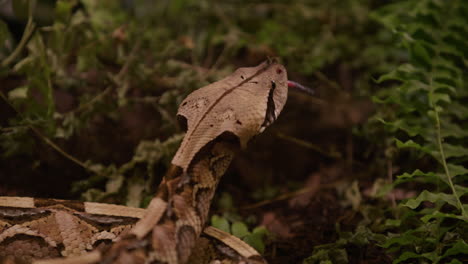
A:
3,1,466,263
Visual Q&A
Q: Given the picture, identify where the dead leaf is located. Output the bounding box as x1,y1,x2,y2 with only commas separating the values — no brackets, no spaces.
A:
289,172,320,208
112,25,127,42
337,180,362,210
261,211,294,238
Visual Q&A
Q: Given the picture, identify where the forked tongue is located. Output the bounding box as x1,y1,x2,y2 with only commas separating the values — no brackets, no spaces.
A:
287,80,314,95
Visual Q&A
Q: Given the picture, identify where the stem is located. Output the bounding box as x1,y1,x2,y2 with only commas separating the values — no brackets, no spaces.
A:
387,159,397,209
313,71,342,91
275,132,342,159
1,0,37,68
430,78,466,216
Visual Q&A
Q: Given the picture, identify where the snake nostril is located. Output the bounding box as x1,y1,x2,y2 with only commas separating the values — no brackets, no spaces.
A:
276,68,282,74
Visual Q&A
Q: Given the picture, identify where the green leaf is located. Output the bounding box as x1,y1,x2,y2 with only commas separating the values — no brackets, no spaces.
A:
410,42,432,68
133,134,183,164
8,86,28,100
381,232,420,248
347,225,385,246
388,119,434,140
433,81,457,94
454,185,468,199
421,250,439,263
217,192,234,211
55,0,74,21
440,121,468,138
447,102,468,119
376,64,422,83
420,211,466,223
211,215,230,233
402,190,459,209
431,93,451,105
243,232,266,254
396,169,438,182
395,139,422,149
252,226,269,236
303,248,347,264
372,179,394,197
442,240,468,259
443,144,468,159
448,164,468,178
432,61,459,77
231,222,250,239
395,169,447,186
0,19,10,44
384,219,401,227
393,251,427,264
395,139,433,155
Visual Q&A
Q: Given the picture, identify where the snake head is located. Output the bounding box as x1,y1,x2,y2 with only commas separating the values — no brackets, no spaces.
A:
172,61,289,170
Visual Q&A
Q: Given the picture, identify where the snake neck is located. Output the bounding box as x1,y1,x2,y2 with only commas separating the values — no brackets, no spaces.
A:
101,140,238,264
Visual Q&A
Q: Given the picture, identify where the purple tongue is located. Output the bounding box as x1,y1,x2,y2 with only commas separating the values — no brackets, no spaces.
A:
287,80,314,95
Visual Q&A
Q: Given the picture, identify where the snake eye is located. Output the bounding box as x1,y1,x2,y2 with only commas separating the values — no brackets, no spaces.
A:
271,81,276,89
276,68,282,74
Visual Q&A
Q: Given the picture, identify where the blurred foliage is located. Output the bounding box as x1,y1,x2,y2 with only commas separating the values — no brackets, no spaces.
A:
310,0,468,263
1,0,466,263
303,225,386,264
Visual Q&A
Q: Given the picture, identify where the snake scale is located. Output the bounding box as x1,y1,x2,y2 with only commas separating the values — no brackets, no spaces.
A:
0,60,289,264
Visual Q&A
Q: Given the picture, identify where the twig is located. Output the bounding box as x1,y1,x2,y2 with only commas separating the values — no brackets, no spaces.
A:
169,59,209,74
275,132,342,159
1,0,36,68
114,39,142,83
313,71,342,91
208,43,229,72
127,96,161,104
70,86,112,114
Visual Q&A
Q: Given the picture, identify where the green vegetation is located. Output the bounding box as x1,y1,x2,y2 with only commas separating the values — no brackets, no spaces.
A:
0,0,466,263
372,1,468,263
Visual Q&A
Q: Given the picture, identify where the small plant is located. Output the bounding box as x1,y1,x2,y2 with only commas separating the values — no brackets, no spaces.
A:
371,0,468,263
303,225,386,264
211,214,269,254
209,192,270,254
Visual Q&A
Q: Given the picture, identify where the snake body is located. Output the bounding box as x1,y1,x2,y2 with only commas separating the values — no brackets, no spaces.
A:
0,60,289,264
